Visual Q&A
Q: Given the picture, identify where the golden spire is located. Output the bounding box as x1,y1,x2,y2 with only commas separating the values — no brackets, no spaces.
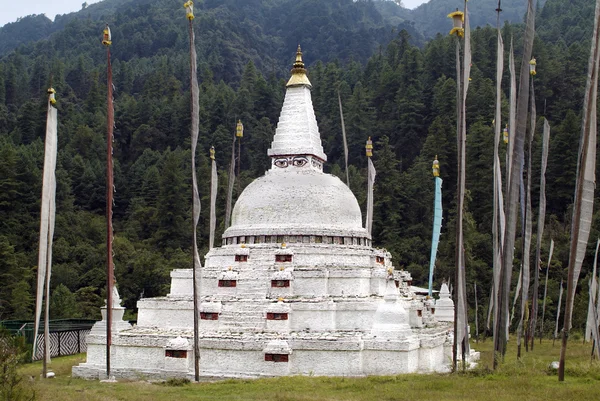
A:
286,45,312,88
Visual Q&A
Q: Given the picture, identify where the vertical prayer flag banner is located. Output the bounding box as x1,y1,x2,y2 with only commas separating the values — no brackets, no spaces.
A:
338,91,349,186
33,95,58,362
190,26,201,272
490,22,504,335
540,238,554,340
428,177,443,296
560,0,600,380
225,133,236,229
585,239,600,342
495,0,536,365
555,279,563,342
366,157,376,237
209,148,218,250
507,40,517,185
455,0,471,367
531,119,550,345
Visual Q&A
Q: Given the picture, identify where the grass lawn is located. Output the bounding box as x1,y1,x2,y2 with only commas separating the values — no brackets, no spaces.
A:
17,339,600,401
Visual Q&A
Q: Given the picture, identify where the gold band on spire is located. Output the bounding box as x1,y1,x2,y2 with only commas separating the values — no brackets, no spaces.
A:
286,45,312,88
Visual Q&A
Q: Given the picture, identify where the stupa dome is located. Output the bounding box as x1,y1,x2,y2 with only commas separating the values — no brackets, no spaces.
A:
224,167,367,239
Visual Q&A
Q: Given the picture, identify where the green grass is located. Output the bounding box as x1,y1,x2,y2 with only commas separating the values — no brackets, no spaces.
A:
18,340,600,401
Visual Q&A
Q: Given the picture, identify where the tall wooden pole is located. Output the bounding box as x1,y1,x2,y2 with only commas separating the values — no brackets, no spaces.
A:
104,26,115,379
43,250,51,376
474,282,479,343
452,33,462,373
237,134,241,194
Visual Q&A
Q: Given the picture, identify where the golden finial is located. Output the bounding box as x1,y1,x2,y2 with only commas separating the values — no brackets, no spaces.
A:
228,266,233,270
286,45,312,88
279,266,285,271
47,87,56,105
240,243,246,248
102,24,112,46
448,9,464,37
210,146,215,160
366,137,373,158
236,120,244,138
529,58,537,76
281,242,287,249
432,155,440,177
184,1,195,20
277,297,285,302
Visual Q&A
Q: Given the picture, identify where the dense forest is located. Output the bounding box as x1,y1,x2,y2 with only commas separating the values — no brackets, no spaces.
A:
0,0,598,336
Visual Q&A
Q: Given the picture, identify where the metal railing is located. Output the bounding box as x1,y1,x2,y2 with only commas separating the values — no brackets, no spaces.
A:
1,319,96,359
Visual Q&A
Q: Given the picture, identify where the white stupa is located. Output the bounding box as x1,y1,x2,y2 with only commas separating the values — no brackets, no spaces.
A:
73,47,458,380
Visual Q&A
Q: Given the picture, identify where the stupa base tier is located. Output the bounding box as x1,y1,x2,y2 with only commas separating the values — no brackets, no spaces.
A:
72,327,452,380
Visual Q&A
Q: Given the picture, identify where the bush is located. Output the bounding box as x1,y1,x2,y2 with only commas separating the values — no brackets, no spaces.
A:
158,377,190,387
0,328,35,401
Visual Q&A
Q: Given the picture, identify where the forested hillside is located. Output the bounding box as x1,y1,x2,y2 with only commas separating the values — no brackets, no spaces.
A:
0,0,597,335
375,0,532,37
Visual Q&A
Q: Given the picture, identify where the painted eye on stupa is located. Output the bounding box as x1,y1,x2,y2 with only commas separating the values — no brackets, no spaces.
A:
274,158,289,168
292,157,308,167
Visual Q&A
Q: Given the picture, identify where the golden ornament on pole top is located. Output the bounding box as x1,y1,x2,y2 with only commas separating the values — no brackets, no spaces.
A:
47,87,56,105
236,120,244,138
503,125,509,144
448,9,464,37
365,137,373,158
432,155,440,177
210,146,215,160
102,24,112,46
529,57,537,76
184,1,195,20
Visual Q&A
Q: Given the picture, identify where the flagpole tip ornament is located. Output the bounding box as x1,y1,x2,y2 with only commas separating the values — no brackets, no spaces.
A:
236,120,244,138
503,124,509,144
210,146,215,160
529,58,537,76
448,9,464,37
184,1,195,20
432,156,440,177
286,45,312,88
366,137,373,158
47,87,56,105
102,24,112,46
